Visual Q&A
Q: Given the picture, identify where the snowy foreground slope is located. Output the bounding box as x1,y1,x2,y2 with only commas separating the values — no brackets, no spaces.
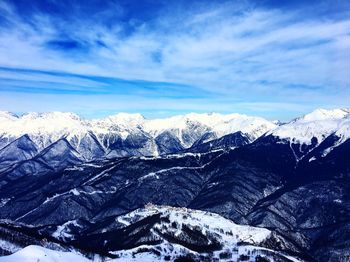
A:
0,206,302,262
0,245,89,262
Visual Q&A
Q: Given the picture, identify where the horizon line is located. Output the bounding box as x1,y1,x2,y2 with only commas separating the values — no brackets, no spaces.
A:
1,107,349,122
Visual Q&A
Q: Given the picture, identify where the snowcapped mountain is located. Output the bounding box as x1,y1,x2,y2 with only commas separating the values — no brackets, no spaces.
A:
0,112,87,149
268,108,350,145
0,111,276,160
1,108,349,174
263,108,350,162
0,108,349,169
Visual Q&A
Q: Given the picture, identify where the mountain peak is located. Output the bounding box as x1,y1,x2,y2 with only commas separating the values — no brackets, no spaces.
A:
298,108,350,122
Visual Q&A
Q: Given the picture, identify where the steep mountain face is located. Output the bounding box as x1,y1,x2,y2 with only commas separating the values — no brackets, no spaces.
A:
0,135,38,170
34,138,82,169
154,131,185,155
186,131,250,153
69,132,106,160
0,108,349,261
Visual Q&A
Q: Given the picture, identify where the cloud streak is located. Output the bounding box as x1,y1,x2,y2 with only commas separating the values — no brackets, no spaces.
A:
0,0,349,119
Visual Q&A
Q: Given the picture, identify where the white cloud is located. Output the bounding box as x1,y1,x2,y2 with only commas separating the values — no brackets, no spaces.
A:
0,1,349,118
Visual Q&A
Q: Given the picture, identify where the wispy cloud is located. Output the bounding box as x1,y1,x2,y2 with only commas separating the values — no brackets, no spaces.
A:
0,0,349,119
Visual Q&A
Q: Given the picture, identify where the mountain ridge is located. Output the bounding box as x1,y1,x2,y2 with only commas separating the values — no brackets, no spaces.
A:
0,111,277,159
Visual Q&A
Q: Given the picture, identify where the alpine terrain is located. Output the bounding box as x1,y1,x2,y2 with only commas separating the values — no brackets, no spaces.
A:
0,109,349,262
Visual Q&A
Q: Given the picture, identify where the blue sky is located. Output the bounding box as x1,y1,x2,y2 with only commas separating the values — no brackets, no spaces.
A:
0,0,349,120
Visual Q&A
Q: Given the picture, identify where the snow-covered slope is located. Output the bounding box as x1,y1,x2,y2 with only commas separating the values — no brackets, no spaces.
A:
0,245,89,262
268,108,350,145
115,204,272,243
103,205,302,261
41,205,302,261
0,111,276,159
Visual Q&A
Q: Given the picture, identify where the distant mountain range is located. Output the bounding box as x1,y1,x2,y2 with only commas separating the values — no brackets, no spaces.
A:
0,108,350,261
0,111,276,161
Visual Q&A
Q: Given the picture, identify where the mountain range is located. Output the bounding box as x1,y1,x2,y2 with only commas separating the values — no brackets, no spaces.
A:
0,108,349,262
0,111,275,160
